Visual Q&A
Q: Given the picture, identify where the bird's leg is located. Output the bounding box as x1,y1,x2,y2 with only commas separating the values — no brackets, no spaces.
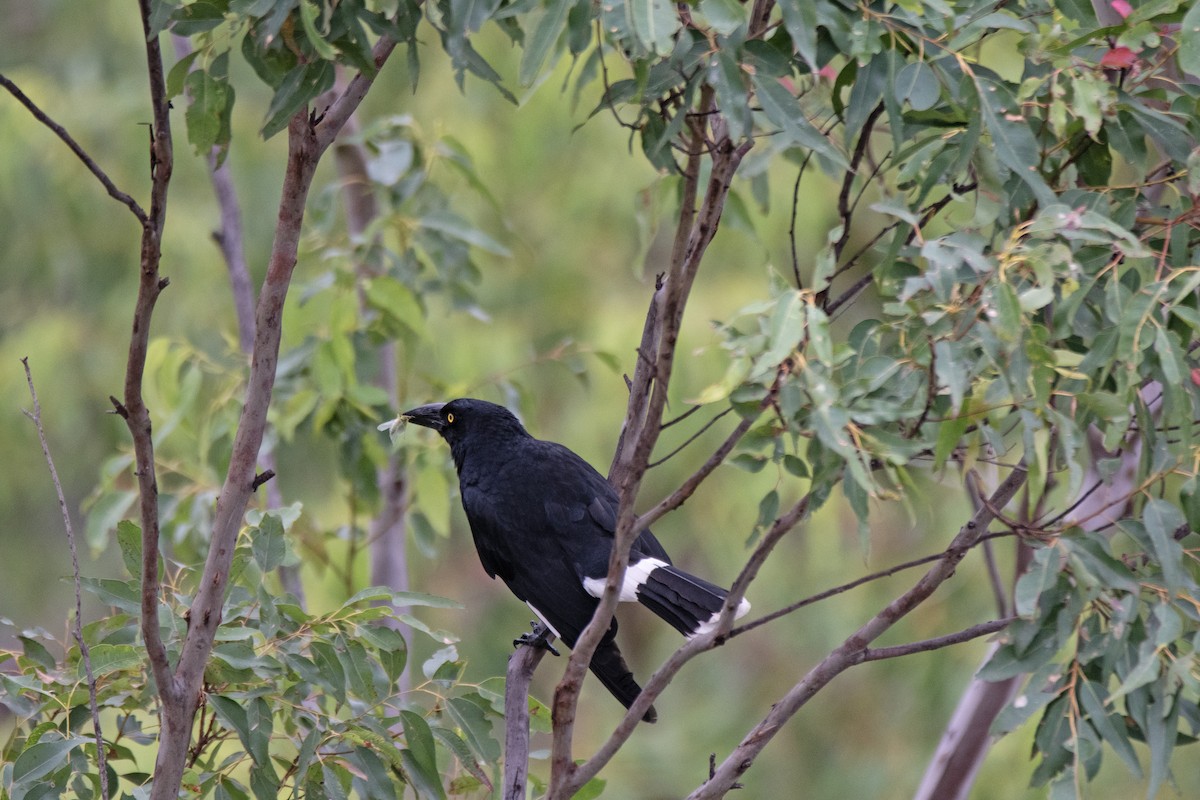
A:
514,621,560,656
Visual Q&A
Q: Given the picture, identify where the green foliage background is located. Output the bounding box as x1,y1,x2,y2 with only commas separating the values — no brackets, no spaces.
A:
3,0,1200,797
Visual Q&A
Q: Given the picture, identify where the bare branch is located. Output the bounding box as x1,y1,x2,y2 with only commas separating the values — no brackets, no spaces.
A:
0,73,147,223
728,531,1015,640
636,410,760,530
504,640,551,800
122,0,176,726
647,407,735,468
314,37,398,151
551,111,754,794
853,618,1014,664
21,358,110,800
690,463,1028,799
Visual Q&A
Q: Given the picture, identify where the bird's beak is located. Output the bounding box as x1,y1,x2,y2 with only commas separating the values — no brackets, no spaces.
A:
400,402,447,432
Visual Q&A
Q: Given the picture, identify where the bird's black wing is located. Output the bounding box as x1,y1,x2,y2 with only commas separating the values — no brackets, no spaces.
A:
538,441,672,567
460,461,614,647
459,481,515,584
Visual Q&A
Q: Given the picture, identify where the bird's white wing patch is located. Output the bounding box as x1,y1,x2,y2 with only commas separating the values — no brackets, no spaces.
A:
582,557,670,602
687,596,752,639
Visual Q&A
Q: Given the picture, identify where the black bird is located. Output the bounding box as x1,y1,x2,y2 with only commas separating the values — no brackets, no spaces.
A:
401,398,750,722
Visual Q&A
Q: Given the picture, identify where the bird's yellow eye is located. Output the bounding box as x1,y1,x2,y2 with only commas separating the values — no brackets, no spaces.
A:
446,413,455,424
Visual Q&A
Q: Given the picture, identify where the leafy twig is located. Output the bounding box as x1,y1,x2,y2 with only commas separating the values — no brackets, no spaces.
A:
21,357,110,800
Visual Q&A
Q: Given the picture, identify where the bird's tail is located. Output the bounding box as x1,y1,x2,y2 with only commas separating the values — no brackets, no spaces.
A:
589,641,657,723
635,564,751,639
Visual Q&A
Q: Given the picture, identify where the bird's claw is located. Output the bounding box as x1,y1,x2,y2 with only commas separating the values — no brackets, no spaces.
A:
514,621,560,656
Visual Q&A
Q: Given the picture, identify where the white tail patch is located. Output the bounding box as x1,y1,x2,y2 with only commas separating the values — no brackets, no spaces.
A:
582,557,670,602
687,596,752,640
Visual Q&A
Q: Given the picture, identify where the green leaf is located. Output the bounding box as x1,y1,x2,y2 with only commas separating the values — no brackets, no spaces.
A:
894,61,939,111
298,0,337,60
699,0,746,36
431,726,492,792
401,710,445,800
1142,499,1187,592
419,210,511,256
519,0,572,86
19,635,56,672
447,695,502,762
85,643,143,677
80,577,141,613
251,513,287,572
1178,3,1200,79
364,277,427,339
627,0,677,55
1014,546,1058,617
711,49,752,141
779,0,817,69
115,519,142,578
752,75,848,169
11,737,85,786
976,77,1055,208
184,67,234,159
262,60,335,139
166,50,200,100
573,776,608,800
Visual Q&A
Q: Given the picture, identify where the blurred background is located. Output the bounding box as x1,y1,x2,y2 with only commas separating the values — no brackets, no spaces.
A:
1,2,1186,798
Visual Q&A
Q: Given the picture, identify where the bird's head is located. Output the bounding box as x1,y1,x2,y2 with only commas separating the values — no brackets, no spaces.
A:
400,398,528,452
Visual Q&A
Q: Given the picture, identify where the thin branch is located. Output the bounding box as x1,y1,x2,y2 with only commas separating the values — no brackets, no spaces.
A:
637,409,761,531
647,406,734,468
690,462,1028,799
853,618,1015,664
787,153,813,289
126,0,176,721
21,358,110,800
728,531,1015,640
0,73,147,223
314,37,398,151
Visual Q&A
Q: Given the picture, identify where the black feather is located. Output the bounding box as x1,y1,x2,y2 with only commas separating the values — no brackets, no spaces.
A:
402,398,747,721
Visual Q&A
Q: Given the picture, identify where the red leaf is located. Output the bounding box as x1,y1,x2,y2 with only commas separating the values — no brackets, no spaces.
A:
1111,0,1132,18
1100,46,1138,69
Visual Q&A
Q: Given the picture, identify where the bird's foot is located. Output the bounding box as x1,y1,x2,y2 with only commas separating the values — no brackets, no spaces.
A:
514,621,560,656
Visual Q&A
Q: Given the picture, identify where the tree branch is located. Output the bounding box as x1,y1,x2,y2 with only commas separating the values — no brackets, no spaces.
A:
141,25,397,800
690,462,1028,799
559,492,814,797
853,618,1014,664
504,638,551,800
21,358,110,800
125,0,175,728
550,108,754,795
0,73,147,223
636,410,760,530
729,531,1015,641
